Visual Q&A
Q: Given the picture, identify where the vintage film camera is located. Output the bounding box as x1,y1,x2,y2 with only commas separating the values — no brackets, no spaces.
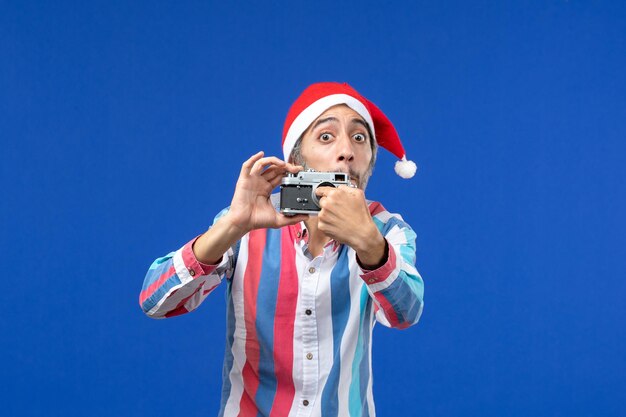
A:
280,170,355,215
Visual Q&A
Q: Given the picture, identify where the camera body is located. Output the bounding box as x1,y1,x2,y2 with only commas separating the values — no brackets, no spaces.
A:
280,170,352,215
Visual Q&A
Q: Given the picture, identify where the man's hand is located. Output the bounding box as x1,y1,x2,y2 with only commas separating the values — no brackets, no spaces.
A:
193,152,308,265
224,151,309,234
315,185,387,269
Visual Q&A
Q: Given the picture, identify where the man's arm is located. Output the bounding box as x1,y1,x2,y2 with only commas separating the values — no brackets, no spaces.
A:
139,208,235,318
192,151,308,264
139,152,308,319
314,186,424,329
357,204,424,329
192,214,247,265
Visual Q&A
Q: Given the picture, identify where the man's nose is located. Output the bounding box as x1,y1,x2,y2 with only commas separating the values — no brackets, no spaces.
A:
336,135,354,163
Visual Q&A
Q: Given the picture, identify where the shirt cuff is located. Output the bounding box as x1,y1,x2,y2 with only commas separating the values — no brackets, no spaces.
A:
181,236,221,277
359,239,397,285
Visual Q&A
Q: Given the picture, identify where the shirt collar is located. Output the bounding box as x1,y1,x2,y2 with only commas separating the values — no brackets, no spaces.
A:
290,221,340,254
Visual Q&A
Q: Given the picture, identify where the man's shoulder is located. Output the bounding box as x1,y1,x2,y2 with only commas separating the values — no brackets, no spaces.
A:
366,199,413,231
366,200,401,220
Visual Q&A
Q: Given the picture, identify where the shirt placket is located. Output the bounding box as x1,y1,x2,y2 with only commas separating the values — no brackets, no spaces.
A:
297,253,321,415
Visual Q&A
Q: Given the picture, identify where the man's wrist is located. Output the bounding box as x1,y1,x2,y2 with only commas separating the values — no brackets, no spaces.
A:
192,214,248,265
220,212,250,239
354,224,387,269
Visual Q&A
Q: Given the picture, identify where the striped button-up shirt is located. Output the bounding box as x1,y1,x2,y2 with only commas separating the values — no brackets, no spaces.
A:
140,199,424,417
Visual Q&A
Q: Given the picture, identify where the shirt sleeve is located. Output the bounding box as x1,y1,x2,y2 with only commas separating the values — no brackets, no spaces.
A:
359,203,424,329
139,207,236,319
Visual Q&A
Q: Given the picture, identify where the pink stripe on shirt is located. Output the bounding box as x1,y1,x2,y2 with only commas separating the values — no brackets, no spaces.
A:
239,229,266,416
269,227,299,417
139,265,176,305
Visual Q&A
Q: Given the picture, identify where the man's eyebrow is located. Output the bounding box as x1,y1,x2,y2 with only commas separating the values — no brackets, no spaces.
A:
310,116,369,131
350,118,369,130
311,116,339,130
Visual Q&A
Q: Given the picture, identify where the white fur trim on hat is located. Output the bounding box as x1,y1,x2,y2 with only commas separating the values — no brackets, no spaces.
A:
283,94,375,161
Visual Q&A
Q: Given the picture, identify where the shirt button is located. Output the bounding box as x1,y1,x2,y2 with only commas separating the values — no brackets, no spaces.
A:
308,267,316,274
368,278,376,283
303,400,309,406
305,309,312,315
306,353,313,360
188,268,196,276
296,231,302,238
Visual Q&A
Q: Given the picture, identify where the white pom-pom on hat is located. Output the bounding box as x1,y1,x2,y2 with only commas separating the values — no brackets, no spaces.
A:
395,156,417,179
283,82,417,179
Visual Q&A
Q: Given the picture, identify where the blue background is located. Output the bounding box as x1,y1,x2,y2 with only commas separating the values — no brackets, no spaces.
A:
2,1,625,416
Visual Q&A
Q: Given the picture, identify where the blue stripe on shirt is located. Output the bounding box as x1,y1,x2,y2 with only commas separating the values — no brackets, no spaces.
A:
321,245,352,417
148,252,175,269
348,286,372,417
380,274,423,327
254,228,281,415
359,286,372,417
142,272,182,312
143,254,175,286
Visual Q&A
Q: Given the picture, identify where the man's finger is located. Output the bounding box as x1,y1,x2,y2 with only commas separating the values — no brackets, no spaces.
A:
285,163,304,174
251,156,286,176
275,213,309,228
337,184,361,197
315,186,336,198
261,165,285,179
240,151,265,176
268,173,287,189
337,184,355,191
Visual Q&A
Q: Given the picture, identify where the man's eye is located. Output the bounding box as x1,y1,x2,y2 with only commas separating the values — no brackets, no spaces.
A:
320,133,332,142
353,133,366,142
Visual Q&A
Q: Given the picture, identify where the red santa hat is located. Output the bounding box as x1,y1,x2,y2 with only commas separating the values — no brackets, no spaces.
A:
282,82,417,179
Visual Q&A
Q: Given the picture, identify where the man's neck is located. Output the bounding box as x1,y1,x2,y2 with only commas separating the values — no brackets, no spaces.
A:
304,216,332,258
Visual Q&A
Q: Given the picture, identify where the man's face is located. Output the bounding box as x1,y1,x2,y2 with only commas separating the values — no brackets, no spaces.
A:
298,104,375,189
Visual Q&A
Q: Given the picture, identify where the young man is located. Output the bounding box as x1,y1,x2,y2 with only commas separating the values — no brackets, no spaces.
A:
140,82,424,417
